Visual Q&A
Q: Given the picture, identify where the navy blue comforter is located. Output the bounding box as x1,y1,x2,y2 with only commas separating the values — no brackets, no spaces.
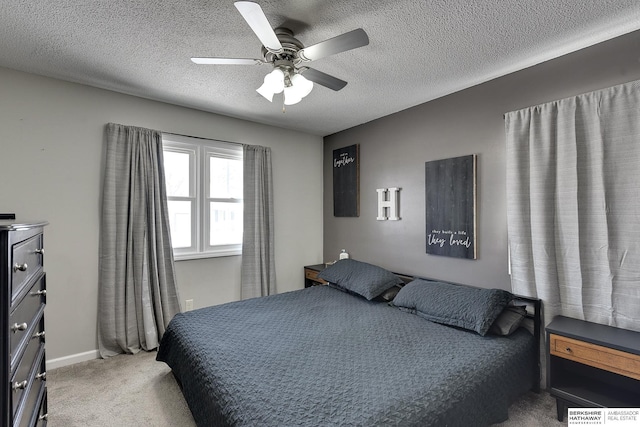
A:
157,285,534,426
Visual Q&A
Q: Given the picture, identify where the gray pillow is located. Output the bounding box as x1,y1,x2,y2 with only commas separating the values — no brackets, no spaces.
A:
375,285,402,302
489,306,527,336
392,279,513,336
318,259,403,300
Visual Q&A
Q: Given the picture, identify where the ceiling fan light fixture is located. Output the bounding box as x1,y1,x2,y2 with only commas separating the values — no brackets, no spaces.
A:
256,68,285,102
290,73,313,98
256,82,275,102
283,86,302,105
283,73,313,105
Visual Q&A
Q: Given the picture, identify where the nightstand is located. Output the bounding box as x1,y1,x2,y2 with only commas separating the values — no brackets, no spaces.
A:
546,316,640,421
304,264,328,287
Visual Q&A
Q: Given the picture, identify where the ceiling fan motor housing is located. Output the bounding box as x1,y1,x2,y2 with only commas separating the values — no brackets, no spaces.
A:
262,28,304,65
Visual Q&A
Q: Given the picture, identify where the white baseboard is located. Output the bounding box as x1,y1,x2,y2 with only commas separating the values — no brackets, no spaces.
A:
47,349,100,370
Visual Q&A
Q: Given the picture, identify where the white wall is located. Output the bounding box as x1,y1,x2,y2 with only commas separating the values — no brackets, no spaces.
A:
0,67,324,364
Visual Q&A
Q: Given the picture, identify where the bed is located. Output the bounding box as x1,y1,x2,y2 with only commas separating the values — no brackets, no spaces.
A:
157,260,541,427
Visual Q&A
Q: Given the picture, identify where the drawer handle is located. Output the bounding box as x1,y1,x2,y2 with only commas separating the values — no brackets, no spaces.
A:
13,263,28,272
36,372,46,381
34,331,45,339
12,380,28,391
11,322,28,333
35,248,45,255
565,347,573,353
39,414,48,421
31,289,47,297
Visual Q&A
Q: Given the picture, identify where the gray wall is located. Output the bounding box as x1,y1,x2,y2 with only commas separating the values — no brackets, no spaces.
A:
324,30,640,290
0,67,324,365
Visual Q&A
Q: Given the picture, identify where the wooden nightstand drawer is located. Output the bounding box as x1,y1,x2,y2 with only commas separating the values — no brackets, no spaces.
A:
550,334,640,381
303,264,328,287
304,269,326,283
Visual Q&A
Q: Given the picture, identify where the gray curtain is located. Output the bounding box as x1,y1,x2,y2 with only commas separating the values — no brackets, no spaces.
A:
98,123,181,358
241,144,276,299
505,79,640,333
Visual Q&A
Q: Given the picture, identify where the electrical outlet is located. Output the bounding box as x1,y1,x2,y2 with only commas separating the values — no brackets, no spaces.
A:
185,299,194,311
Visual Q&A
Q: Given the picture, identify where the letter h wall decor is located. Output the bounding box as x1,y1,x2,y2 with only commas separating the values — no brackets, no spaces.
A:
376,188,401,220
425,155,477,259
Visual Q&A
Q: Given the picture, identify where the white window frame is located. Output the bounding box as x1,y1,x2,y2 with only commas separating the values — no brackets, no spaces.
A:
162,133,243,260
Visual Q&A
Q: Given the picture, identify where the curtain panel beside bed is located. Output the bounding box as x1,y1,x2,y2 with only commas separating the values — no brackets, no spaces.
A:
241,144,276,299
505,79,640,333
98,123,181,357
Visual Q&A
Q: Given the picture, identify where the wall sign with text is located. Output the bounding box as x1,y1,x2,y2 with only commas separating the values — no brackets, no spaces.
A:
333,144,360,217
425,154,477,259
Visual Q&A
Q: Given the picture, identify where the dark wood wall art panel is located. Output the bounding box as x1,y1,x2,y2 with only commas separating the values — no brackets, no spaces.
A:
425,154,477,259
333,144,360,217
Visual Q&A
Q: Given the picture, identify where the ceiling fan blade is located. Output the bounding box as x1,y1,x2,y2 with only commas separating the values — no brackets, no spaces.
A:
234,1,283,54
300,68,347,91
191,57,264,65
297,28,369,62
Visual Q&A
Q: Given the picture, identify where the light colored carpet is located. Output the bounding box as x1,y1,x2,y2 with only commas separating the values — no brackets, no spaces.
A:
48,351,195,427
48,351,568,427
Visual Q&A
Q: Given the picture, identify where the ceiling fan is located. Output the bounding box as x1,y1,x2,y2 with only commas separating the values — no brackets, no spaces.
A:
191,1,369,106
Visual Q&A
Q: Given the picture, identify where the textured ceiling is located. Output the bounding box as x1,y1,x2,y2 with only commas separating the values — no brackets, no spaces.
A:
2,1,640,136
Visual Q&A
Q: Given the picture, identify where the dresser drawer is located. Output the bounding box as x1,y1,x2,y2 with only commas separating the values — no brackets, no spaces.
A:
34,385,48,427
305,268,327,284
10,333,45,420
550,333,640,380
11,233,44,304
13,344,46,427
10,274,46,366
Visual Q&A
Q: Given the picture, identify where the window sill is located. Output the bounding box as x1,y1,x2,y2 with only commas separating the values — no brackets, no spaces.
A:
174,250,241,261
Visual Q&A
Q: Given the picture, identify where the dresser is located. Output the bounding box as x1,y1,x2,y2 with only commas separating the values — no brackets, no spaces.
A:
1,221,48,427
546,315,640,421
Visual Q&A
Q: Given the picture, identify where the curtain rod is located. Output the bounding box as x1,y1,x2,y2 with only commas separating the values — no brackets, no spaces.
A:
162,131,243,147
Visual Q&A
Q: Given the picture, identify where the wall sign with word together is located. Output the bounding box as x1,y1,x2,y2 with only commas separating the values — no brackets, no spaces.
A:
333,144,359,217
425,154,477,259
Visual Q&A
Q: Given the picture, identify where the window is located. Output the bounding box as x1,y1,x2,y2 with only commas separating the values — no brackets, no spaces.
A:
162,134,243,259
